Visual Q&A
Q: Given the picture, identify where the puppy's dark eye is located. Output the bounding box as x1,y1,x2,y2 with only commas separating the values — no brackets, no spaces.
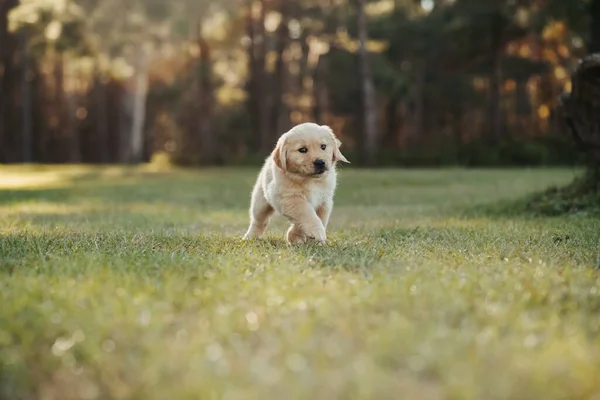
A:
321,144,327,150
299,147,308,153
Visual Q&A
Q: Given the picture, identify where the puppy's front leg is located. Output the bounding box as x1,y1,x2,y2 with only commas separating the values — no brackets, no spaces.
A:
316,200,333,229
281,197,326,244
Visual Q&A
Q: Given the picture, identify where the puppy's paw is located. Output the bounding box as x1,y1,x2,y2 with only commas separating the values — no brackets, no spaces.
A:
286,225,307,244
305,228,327,245
309,237,326,246
243,226,263,240
287,236,307,245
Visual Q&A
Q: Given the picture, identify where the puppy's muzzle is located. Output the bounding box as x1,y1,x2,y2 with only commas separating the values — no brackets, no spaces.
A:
313,159,327,174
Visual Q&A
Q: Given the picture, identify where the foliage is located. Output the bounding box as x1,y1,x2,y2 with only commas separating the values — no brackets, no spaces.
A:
318,134,582,167
8,0,91,55
0,0,596,165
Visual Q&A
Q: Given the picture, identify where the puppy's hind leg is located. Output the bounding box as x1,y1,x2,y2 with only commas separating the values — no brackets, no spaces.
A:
243,186,274,240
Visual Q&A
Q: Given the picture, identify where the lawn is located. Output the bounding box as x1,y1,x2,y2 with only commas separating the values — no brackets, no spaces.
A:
1,165,599,400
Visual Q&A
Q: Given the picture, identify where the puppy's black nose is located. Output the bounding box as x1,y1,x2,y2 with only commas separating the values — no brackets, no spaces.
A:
314,159,326,169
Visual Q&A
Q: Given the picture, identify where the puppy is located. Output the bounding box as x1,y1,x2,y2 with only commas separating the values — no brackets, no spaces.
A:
243,122,349,244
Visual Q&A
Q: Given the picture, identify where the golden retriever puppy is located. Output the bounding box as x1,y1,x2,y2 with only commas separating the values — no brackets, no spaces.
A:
243,122,349,244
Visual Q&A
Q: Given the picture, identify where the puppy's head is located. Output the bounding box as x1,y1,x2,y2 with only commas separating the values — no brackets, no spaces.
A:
272,123,349,177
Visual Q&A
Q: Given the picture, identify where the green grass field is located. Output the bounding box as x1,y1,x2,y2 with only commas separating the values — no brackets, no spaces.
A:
1,166,599,400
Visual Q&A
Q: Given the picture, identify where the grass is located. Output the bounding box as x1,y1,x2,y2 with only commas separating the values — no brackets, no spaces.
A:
523,168,600,216
0,165,599,400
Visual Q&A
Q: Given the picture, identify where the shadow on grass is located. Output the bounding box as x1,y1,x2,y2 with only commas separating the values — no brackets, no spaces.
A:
289,228,454,274
465,190,600,221
463,170,600,220
3,209,251,238
291,222,600,273
0,172,253,209
0,167,140,205
0,230,248,276
0,188,72,205
2,218,598,278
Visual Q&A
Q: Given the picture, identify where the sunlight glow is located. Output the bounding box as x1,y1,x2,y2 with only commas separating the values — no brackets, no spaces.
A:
0,172,64,189
421,0,435,12
45,21,62,41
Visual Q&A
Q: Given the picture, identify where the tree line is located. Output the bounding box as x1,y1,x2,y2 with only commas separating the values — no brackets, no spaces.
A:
0,0,599,166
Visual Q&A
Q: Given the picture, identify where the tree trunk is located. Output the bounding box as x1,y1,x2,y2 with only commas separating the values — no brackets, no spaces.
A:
488,49,503,140
20,29,32,163
295,29,310,123
590,0,600,53
256,0,271,153
554,1,600,173
95,72,110,163
559,55,600,171
551,0,600,212
313,55,329,125
356,0,378,165
385,95,400,149
119,88,133,163
270,0,289,137
410,63,426,143
0,0,19,163
196,22,216,165
245,0,270,153
245,0,260,152
488,12,505,142
129,46,149,164
65,55,81,163
590,0,600,174
54,53,80,163
515,78,532,135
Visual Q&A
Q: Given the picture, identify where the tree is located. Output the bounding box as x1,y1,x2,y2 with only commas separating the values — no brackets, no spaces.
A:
533,0,600,215
590,0,600,53
0,0,20,163
245,0,272,153
356,0,378,165
0,0,594,167
559,55,600,170
270,0,290,137
559,0,600,175
194,19,216,164
7,0,91,163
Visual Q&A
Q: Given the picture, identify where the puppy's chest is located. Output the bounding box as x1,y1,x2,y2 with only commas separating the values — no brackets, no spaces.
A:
305,184,332,208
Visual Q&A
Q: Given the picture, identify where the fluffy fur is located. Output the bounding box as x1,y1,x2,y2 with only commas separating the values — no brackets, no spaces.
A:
243,122,349,244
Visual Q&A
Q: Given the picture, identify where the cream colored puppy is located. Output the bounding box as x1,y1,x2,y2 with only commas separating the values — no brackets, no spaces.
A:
243,122,349,244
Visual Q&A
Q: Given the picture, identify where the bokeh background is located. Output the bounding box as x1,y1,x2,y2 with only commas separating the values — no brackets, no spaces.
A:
2,3,600,399
0,0,596,167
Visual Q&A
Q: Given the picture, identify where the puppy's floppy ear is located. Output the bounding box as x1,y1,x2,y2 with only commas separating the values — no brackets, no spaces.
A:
272,135,288,171
322,125,350,164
